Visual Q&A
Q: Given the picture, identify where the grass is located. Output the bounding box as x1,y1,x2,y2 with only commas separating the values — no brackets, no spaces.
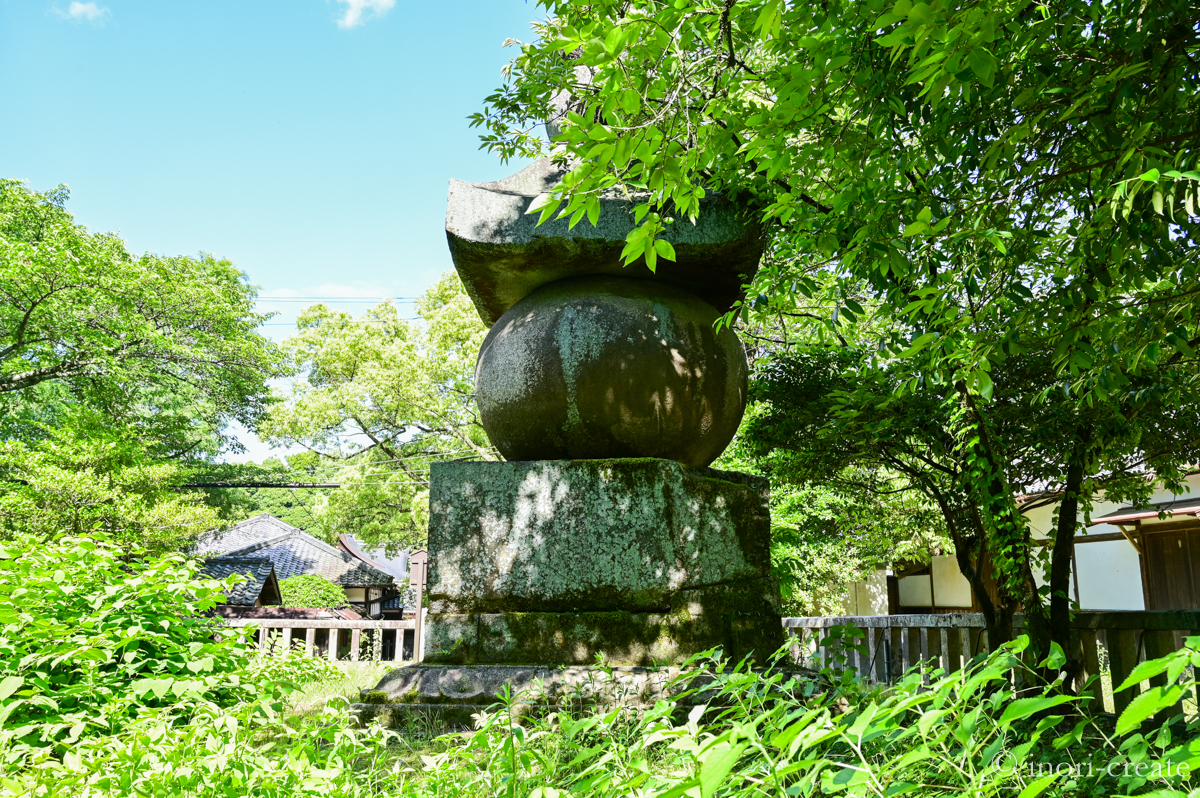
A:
287,660,395,720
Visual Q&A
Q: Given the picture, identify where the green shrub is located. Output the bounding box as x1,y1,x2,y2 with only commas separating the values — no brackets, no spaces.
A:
280,574,348,609
0,536,397,796
4,687,399,797
411,638,1200,798
5,535,1200,798
0,536,274,762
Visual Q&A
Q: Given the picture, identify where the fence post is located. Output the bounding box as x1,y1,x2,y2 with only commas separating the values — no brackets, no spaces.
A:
410,552,427,663
328,628,339,662
350,629,361,662
1144,629,1183,723
282,627,293,657
1076,629,1104,712
1108,629,1141,715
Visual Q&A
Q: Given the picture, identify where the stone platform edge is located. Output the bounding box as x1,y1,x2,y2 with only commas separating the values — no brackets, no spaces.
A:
351,662,820,730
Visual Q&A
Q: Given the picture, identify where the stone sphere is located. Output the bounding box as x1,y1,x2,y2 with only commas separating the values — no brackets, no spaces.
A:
475,275,748,466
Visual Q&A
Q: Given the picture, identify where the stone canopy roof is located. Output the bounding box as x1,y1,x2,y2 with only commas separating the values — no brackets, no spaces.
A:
194,513,395,588
199,556,281,606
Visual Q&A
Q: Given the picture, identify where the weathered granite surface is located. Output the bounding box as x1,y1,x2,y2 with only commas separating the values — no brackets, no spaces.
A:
363,662,693,706
446,158,764,326
475,276,747,465
427,459,773,614
421,602,784,666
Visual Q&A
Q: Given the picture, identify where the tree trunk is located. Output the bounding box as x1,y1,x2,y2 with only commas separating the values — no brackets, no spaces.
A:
1049,434,1089,690
953,380,1051,658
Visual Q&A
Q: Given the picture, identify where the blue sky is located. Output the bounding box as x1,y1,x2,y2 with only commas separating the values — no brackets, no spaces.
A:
1,0,541,459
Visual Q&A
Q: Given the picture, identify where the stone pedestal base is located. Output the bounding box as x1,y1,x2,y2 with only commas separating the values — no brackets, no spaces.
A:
353,661,818,730
422,459,785,666
354,663,695,728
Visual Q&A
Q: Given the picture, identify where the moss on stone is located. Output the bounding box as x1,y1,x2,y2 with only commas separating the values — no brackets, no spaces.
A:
361,690,392,705
423,605,783,667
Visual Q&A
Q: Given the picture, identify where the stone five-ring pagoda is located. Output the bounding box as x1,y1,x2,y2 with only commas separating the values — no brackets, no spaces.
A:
359,149,785,722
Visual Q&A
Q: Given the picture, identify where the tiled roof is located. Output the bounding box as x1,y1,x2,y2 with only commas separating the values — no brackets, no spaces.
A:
190,513,301,556
221,527,395,588
192,513,394,588
211,606,364,620
200,557,278,606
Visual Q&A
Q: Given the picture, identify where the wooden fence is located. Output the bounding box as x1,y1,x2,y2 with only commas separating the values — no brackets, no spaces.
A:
784,611,1200,714
224,618,419,663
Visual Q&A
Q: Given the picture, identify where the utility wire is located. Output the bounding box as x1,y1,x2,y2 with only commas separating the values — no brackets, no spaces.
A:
256,296,419,302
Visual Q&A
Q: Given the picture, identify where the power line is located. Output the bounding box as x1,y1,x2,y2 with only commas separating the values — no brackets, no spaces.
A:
256,296,419,302
184,482,342,489
338,447,498,466
183,449,497,488
182,480,431,488
260,318,423,325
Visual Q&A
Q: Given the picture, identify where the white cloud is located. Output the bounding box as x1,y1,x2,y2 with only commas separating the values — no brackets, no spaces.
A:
54,2,110,23
333,0,395,29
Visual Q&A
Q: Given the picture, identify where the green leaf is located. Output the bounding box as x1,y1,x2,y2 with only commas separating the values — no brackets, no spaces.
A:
977,371,994,401
1115,685,1185,735
997,695,1074,727
1040,642,1066,670
1018,774,1057,798
968,48,997,87
699,742,746,798
899,333,936,357
654,239,677,262
755,0,784,38
1139,168,1161,182
0,676,23,702
823,764,872,792
895,743,932,768
1114,655,1176,693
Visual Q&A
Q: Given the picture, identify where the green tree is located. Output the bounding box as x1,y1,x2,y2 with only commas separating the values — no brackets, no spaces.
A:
0,180,285,550
717,411,948,616
0,180,284,458
475,0,1200,662
260,273,494,549
278,574,349,609
0,412,220,551
192,458,329,532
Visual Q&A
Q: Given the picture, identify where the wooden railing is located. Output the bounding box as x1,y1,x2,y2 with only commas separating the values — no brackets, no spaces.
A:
784,614,989,685
784,611,1200,715
224,618,418,663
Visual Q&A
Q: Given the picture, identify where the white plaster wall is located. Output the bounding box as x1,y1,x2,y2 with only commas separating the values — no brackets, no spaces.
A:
1024,473,1198,605
343,587,366,602
898,574,932,607
931,555,973,607
1024,503,1055,542
1073,539,1144,610
838,584,856,615
837,475,1195,615
838,569,889,615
